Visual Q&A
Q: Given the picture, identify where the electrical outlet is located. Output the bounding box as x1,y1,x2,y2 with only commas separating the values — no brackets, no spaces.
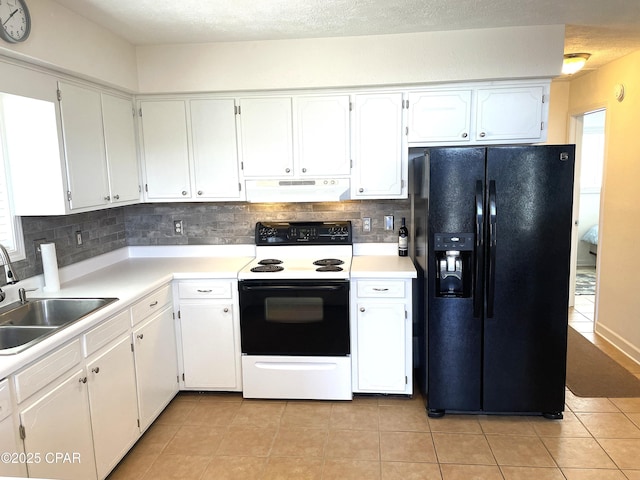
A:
363,217,371,232
33,238,47,256
384,215,394,231
75,230,83,246
174,220,184,235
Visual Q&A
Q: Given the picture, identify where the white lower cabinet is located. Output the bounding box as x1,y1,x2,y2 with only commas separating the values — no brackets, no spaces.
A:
19,368,97,480
351,279,413,395
0,378,26,478
176,280,241,391
133,304,179,431
86,335,139,479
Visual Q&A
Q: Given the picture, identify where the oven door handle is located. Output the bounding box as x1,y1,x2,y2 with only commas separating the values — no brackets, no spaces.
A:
241,285,346,292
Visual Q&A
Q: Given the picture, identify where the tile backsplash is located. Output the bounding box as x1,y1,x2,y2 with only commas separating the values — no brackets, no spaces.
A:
11,199,408,282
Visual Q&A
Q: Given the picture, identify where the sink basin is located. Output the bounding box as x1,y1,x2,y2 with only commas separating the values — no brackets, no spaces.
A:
0,297,118,354
0,325,58,351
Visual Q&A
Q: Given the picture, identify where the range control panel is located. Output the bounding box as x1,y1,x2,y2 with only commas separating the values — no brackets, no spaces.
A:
256,221,352,245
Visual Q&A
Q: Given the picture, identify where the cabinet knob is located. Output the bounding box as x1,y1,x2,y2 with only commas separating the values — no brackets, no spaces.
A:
479,132,486,138
92,367,100,374
302,168,307,173
461,132,468,138
104,195,111,201
114,194,120,200
360,307,365,312
182,190,188,196
197,190,203,196
285,168,291,173
358,188,364,193
137,334,144,340
79,376,88,384
223,307,229,313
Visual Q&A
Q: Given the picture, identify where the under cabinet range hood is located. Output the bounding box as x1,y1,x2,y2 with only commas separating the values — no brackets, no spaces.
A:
245,178,350,203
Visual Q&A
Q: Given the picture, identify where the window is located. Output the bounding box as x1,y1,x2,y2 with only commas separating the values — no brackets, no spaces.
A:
0,94,27,262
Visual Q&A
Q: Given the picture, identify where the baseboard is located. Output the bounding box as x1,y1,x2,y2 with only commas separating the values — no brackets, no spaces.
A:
594,322,640,366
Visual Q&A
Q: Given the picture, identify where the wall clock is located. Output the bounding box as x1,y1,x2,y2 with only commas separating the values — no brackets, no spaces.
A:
0,0,31,43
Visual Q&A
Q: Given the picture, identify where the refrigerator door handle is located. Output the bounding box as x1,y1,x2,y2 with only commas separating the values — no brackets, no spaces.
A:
487,180,497,318
474,180,484,318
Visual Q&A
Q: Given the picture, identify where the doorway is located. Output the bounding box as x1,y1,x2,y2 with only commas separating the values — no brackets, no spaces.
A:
569,108,605,334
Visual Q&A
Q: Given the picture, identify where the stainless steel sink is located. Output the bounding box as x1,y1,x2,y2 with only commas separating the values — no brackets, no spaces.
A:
0,325,58,351
0,297,118,354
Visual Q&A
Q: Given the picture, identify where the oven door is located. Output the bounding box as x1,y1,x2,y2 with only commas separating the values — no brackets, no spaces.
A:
239,280,350,356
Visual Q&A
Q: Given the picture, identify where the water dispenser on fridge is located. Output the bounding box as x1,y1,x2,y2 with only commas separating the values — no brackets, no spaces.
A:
434,233,473,298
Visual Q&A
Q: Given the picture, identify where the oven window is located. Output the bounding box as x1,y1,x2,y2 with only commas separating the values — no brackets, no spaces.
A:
266,297,323,323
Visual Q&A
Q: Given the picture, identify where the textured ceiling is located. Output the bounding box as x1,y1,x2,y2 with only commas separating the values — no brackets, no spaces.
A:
52,0,640,74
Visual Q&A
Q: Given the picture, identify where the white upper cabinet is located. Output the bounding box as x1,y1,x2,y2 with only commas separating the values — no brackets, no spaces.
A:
101,94,141,205
139,100,192,200
58,82,110,210
237,97,294,177
352,92,406,199
407,81,549,146
407,90,472,143
190,99,242,200
293,95,351,176
475,85,545,142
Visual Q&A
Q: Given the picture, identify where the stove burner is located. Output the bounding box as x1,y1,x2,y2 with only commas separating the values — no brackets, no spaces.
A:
316,266,344,272
258,259,283,265
250,265,285,273
313,258,345,266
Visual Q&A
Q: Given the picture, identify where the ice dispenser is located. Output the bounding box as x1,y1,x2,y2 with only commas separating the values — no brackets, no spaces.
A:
434,233,473,297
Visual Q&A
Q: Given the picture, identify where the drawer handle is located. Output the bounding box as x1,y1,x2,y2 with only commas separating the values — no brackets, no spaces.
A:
137,334,144,340
360,307,365,312
91,367,100,374
373,288,389,291
149,301,158,307
197,289,213,293
79,377,87,384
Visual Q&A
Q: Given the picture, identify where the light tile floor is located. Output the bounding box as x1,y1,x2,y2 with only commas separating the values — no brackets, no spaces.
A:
107,294,640,480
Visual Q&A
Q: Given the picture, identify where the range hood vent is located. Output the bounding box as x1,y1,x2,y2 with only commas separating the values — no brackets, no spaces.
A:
245,178,350,203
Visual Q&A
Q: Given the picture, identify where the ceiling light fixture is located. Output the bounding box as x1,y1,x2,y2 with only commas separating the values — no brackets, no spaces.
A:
562,53,591,75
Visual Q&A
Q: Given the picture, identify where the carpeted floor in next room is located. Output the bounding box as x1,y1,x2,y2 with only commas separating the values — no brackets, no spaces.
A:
105,292,640,480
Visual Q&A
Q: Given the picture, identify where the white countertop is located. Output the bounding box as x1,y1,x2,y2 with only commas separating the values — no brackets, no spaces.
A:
0,244,415,378
351,255,417,278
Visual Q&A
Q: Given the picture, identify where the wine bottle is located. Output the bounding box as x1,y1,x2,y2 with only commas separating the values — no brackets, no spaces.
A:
398,217,408,257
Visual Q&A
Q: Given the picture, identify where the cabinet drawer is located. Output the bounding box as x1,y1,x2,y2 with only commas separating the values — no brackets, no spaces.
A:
356,280,405,298
14,339,82,403
83,309,130,357
131,284,172,326
0,378,11,421
178,281,232,299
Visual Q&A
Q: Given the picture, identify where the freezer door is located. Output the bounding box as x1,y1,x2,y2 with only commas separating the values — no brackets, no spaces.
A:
483,145,574,415
426,147,485,413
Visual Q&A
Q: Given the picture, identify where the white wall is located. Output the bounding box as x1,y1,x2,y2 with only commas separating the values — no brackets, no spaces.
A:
0,0,138,91
136,25,565,93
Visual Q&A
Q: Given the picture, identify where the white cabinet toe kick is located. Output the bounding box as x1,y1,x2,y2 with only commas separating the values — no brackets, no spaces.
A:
241,355,352,400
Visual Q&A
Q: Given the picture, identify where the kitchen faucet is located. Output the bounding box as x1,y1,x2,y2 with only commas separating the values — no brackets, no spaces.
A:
0,243,19,302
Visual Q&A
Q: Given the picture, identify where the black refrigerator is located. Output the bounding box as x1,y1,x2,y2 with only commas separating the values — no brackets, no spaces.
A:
410,145,575,419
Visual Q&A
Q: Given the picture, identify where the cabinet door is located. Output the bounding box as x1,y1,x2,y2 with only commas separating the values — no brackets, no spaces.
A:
20,368,97,480
190,99,242,200
352,93,405,198
58,82,109,210
408,90,472,143
237,97,293,177
0,416,26,477
102,94,141,205
87,336,139,480
356,302,407,393
294,95,351,176
133,305,179,431
475,86,544,141
139,100,191,199
179,302,239,389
